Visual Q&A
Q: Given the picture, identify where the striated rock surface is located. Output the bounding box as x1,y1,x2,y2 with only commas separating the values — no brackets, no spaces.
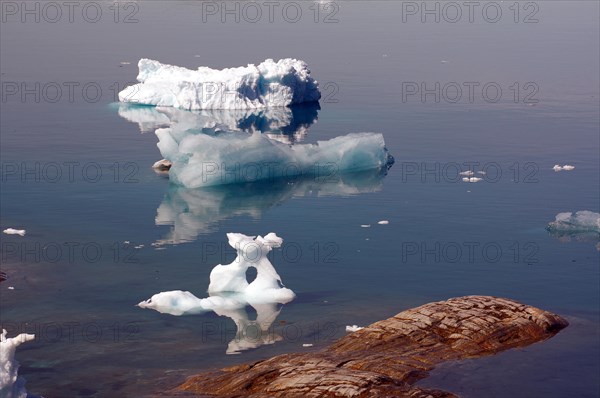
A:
174,295,568,397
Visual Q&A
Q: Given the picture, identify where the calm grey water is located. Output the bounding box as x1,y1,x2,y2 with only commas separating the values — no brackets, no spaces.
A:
1,1,599,397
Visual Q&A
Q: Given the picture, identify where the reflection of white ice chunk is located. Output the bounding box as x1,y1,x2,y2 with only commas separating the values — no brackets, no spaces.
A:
547,211,600,233
158,129,393,188
119,58,321,110
138,233,295,353
0,329,35,398
2,229,25,236
345,325,364,332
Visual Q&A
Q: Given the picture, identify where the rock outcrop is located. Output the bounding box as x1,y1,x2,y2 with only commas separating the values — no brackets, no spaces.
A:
173,295,568,397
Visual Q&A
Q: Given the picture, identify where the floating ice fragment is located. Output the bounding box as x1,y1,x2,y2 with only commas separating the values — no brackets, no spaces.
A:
120,61,131,65
360,225,371,228
302,343,314,347
2,229,25,236
119,58,321,110
7,287,14,290
0,329,35,398
345,325,364,332
462,177,482,183
459,170,474,176
553,164,575,172
477,171,486,175
377,220,389,225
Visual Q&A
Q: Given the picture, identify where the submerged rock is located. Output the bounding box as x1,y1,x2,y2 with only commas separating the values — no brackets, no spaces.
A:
173,295,568,397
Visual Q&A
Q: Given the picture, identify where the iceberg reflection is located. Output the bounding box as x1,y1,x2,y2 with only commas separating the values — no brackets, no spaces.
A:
154,169,388,245
118,102,319,143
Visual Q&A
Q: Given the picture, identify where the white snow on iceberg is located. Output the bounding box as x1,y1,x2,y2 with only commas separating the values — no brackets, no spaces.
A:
119,58,321,110
138,233,295,354
0,329,35,398
158,129,393,188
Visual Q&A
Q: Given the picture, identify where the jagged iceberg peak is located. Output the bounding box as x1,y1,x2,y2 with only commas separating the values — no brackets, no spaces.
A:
119,58,321,110
0,329,35,398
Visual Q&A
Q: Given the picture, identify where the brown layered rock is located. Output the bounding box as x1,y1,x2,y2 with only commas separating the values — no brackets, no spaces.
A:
174,295,568,397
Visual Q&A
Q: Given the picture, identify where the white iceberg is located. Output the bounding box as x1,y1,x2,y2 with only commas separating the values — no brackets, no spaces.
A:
0,329,35,398
138,233,295,353
547,211,600,233
158,129,393,188
119,58,321,110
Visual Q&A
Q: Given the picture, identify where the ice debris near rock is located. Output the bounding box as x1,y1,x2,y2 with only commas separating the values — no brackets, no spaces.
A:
345,325,364,332
119,58,321,110
0,329,35,398
547,211,600,233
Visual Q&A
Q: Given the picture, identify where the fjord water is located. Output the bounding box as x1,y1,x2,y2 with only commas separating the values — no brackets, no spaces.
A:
1,1,598,397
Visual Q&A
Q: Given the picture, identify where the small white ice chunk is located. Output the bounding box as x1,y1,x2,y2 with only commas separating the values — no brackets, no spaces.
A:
345,325,364,332
377,220,389,225
462,177,483,183
2,229,25,236
302,343,314,347
360,225,371,228
459,171,474,176
553,164,575,171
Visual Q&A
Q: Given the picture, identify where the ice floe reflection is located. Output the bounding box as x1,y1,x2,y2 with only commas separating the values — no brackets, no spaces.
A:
154,169,388,245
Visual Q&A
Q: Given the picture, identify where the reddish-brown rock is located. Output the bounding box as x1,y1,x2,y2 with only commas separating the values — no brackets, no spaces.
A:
174,296,568,397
